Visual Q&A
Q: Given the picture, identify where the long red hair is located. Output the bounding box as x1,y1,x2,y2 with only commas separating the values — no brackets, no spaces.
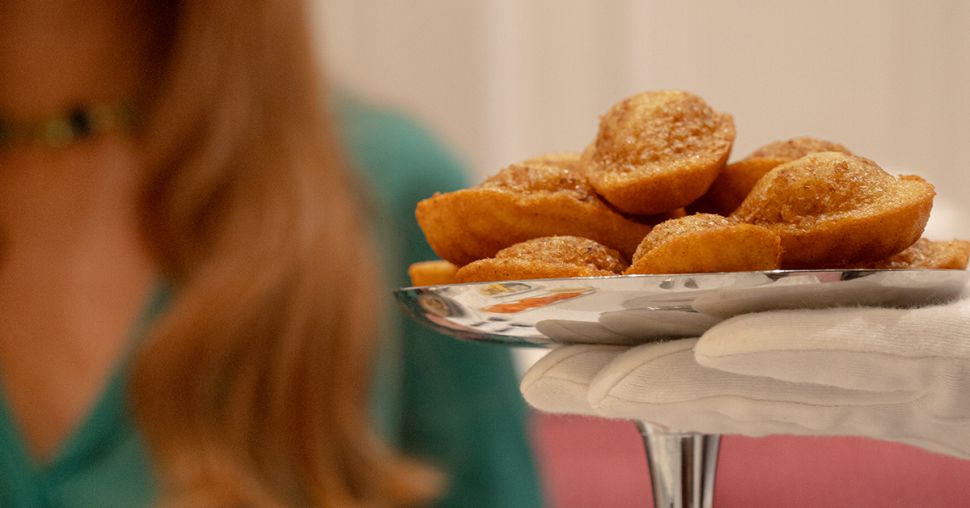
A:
129,1,439,505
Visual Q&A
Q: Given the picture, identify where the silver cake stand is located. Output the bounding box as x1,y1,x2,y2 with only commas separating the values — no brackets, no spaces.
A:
638,422,719,508
396,269,968,507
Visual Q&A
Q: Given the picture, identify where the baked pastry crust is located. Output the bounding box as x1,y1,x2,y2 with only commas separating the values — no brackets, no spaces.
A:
625,214,781,274
522,151,583,172
455,236,628,283
693,137,852,215
416,161,650,265
852,238,970,270
586,91,735,215
408,260,460,286
732,152,935,268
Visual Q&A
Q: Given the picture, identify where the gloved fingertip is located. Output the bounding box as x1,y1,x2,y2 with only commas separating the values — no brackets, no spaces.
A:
588,338,699,407
519,345,628,416
520,376,598,415
520,345,624,390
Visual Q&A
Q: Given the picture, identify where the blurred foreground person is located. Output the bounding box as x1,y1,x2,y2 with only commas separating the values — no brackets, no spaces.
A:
0,1,539,506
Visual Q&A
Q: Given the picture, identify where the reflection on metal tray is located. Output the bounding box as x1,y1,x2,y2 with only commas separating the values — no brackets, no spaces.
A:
394,270,969,347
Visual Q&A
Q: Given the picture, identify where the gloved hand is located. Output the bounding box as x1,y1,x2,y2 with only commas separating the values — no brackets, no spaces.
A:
521,283,970,459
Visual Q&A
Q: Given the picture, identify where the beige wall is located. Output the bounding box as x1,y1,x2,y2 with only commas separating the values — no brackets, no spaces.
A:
313,0,970,235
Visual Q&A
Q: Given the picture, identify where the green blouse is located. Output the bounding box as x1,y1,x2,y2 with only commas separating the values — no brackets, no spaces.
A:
0,97,542,507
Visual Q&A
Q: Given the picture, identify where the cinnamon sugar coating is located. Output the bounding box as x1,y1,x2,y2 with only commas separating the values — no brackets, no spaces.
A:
587,91,735,215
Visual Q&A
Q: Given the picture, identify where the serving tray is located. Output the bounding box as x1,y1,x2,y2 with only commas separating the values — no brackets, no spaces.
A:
395,269,969,347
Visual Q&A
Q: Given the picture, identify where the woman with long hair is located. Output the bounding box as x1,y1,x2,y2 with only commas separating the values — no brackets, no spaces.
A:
0,1,539,506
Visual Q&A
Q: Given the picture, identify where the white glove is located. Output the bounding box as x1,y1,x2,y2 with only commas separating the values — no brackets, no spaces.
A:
521,284,970,459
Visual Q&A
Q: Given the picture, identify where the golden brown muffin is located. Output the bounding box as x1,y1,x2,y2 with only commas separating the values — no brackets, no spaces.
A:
455,236,628,283
586,90,736,215
625,214,782,274
416,161,651,266
522,151,583,172
408,260,460,286
631,207,689,225
852,238,970,270
692,137,853,215
748,137,853,160
732,152,935,268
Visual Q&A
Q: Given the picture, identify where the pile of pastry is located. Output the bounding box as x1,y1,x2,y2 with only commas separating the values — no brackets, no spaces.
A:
409,90,969,286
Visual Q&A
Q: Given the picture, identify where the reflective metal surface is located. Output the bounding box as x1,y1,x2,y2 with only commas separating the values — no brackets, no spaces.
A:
395,269,969,347
637,422,719,508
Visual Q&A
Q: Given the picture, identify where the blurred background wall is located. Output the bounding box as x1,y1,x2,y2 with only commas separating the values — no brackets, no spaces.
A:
313,0,969,242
